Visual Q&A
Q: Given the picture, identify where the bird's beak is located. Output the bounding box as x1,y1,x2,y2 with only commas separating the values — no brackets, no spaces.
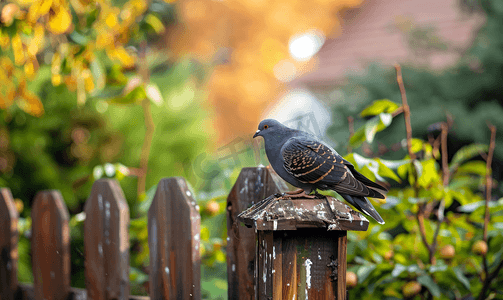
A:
253,130,260,138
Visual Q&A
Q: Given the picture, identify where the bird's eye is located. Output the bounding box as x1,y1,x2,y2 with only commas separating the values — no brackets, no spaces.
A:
264,125,269,129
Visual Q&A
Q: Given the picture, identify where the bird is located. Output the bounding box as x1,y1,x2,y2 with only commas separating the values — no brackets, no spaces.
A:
253,119,387,224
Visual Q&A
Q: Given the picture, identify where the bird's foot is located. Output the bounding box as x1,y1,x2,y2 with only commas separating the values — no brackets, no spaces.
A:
281,189,317,199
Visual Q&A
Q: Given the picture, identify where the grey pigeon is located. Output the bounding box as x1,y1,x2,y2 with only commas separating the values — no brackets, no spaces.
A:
253,119,387,224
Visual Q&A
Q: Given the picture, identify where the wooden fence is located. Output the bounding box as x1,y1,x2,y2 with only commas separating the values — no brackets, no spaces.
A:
0,167,365,300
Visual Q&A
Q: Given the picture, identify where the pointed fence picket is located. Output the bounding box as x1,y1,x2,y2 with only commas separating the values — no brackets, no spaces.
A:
148,177,201,299
0,188,19,300
0,168,362,299
31,190,71,300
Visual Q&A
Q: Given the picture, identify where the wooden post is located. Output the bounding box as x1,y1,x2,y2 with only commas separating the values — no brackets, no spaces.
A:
226,167,287,300
148,177,201,299
31,190,71,300
0,188,19,300
238,195,369,300
84,179,130,300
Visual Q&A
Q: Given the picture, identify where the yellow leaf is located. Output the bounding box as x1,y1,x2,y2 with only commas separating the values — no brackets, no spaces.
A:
18,82,44,116
105,12,118,28
39,0,53,15
47,6,71,34
12,34,26,65
109,46,135,67
82,69,95,92
28,23,45,56
28,0,52,22
0,32,9,50
96,32,113,49
51,73,62,85
24,60,36,79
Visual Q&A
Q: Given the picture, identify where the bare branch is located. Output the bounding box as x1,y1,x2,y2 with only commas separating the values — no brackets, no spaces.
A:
477,124,497,300
395,64,415,160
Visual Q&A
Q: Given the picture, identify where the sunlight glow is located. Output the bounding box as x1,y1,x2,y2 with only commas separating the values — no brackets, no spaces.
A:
288,30,325,61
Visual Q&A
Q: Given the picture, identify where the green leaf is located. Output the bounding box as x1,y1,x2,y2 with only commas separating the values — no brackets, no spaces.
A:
365,116,380,143
357,264,376,283
456,161,487,177
377,160,401,182
90,59,106,93
410,138,425,153
453,267,470,290
360,99,400,117
144,13,165,34
417,275,441,297
349,127,366,147
391,264,406,277
111,85,147,105
450,144,488,172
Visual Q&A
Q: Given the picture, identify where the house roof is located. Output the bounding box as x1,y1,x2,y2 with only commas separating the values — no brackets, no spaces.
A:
291,0,485,90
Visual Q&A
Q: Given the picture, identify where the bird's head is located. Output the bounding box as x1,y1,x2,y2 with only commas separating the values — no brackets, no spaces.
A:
253,119,284,139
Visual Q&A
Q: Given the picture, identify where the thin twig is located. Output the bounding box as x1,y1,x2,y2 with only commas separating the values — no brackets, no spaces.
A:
441,122,450,187
137,40,155,198
483,124,496,241
477,124,497,300
392,106,404,118
395,64,415,160
430,122,449,264
395,64,431,258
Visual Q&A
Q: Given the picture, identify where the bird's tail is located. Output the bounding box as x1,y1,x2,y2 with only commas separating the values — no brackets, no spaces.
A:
340,194,385,225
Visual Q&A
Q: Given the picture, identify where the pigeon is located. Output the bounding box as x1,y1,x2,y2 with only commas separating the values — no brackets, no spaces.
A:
253,119,387,224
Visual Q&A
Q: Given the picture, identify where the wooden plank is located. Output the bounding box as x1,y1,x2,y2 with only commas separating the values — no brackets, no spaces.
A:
280,232,297,300
337,232,348,300
272,235,282,300
0,188,19,300
31,190,71,300
256,229,346,299
84,179,130,300
226,167,287,300
147,177,201,300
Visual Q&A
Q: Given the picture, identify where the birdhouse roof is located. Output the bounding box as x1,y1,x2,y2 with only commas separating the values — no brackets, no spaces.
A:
238,195,369,231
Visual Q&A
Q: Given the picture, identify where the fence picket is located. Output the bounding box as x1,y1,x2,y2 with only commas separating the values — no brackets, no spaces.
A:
31,190,71,300
148,177,201,300
84,179,130,300
0,188,19,300
226,167,287,300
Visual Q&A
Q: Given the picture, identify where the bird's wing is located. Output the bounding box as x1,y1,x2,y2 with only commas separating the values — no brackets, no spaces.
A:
281,136,373,197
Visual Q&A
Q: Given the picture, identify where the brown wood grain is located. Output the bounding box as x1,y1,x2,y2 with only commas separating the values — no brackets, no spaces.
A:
31,190,71,300
0,188,19,300
84,179,130,300
226,167,287,300
256,229,346,300
147,177,201,300
337,232,347,300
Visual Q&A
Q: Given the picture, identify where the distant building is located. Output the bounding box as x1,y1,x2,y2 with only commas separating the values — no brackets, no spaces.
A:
266,0,485,133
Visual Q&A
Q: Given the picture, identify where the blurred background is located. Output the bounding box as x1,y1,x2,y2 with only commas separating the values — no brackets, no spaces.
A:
1,0,503,298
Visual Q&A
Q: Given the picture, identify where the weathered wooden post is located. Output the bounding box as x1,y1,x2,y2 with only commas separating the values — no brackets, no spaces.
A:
0,188,19,300
84,179,130,300
31,190,71,300
148,177,201,300
226,167,287,300
238,195,369,300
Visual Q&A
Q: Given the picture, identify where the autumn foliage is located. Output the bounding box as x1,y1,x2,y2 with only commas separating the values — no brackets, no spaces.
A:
160,0,364,142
